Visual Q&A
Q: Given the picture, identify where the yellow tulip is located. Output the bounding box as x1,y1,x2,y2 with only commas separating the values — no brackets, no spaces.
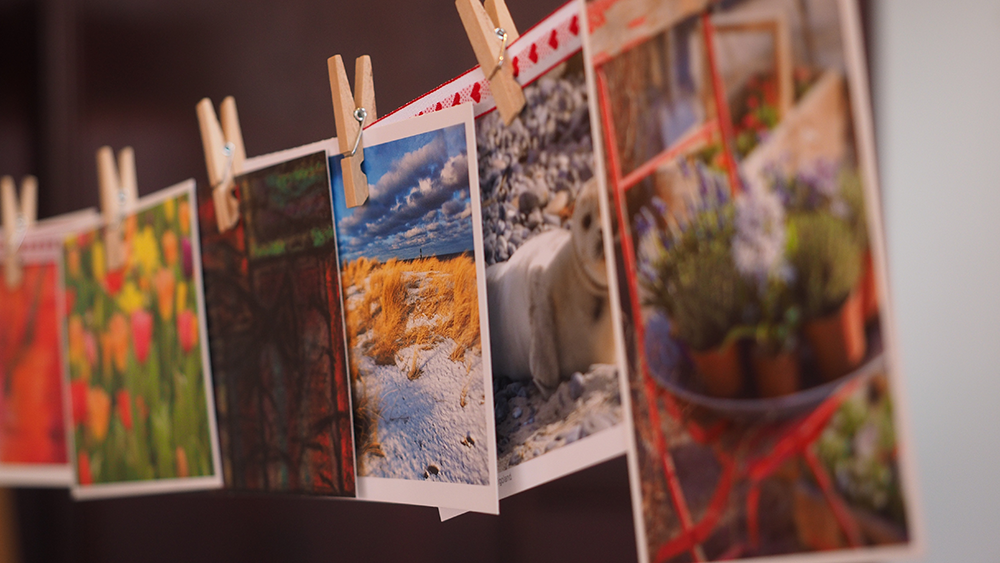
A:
164,197,176,221
133,226,161,277
176,281,188,315
116,282,145,315
91,241,106,283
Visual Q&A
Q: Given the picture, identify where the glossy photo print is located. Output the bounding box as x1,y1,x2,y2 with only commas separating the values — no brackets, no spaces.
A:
331,104,499,514
582,0,919,561
62,181,222,499
477,50,623,497
198,149,356,497
0,238,71,486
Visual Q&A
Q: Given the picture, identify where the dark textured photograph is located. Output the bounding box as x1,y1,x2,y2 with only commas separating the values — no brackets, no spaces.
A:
198,151,355,497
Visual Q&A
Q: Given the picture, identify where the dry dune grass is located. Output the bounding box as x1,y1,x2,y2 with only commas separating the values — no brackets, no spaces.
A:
345,253,481,369
366,261,411,365
344,253,481,468
342,256,376,290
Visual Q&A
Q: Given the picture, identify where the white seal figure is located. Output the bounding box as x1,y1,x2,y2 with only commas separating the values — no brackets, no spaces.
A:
486,179,616,396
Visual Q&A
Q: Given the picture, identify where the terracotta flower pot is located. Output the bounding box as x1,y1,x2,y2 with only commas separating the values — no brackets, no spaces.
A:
861,250,879,322
751,346,801,398
689,341,743,398
804,289,866,381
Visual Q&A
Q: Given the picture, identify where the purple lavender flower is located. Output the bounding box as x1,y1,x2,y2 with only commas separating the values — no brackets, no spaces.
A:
651,196,669,217
733,180,787,291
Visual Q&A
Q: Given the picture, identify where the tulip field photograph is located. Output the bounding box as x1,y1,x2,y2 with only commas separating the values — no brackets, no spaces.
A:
0,255,69,485
63,182,221,497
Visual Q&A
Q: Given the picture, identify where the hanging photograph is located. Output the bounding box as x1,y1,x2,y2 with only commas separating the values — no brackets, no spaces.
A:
63,181,222,499
581,0,920,561
197,148,356,497
380,0,627,509
330,103,499,514
0,212,96,487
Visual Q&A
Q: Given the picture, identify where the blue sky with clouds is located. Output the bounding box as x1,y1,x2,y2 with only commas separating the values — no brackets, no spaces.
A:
330,123,474,263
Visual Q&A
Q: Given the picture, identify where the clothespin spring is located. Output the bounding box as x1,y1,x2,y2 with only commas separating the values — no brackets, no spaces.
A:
216,141,238,190
488,27,509,80
345,108,368,158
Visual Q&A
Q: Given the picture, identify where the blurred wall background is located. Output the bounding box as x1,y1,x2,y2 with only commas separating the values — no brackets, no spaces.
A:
3,0,999,561
874,2,1000,563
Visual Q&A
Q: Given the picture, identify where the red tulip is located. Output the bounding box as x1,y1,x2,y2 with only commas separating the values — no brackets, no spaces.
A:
104,269,125,295
177,310,199,354
65,288,76,317
130,310,153,364
78,452,93,485
71,381,88,426
116,389,133,431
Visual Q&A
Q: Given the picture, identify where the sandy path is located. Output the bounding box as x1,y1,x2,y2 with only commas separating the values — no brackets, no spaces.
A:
349,272,490,485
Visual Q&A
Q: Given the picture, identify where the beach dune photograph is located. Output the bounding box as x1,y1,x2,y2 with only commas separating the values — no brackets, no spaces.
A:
331,113,495,490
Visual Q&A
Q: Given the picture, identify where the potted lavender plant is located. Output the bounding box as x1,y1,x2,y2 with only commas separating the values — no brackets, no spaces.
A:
730,180,803,397
639,165,751,398
788,211,865,381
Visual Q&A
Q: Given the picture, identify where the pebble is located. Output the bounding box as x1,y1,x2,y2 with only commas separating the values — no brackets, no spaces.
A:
569,372,585,400
512,407,523,419
510,452,522,466
518,191,540,214
527,209,542,229
562,425,584,445
426,464,440,476
476,70,595,266
494,396,508,418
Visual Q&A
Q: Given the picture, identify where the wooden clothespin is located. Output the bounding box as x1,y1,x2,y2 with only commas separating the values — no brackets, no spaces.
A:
456,0,525,125
196,96,247,232
328,55,376,208
1,175,37,288
96,146,138,271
